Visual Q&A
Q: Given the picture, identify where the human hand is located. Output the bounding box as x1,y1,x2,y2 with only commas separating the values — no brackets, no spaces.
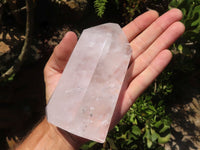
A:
43,8,184,147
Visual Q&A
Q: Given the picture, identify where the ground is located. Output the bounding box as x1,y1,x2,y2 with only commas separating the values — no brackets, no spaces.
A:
167,95,200,149
165,70,200,150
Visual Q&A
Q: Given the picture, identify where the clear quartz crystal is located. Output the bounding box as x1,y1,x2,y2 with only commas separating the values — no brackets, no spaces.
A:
46,23,132,143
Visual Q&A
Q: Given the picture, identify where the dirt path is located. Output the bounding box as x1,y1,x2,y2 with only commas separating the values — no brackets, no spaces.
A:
165,70,200,150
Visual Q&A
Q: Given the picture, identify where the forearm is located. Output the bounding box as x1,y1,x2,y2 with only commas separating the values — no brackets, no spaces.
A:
16,117,81,150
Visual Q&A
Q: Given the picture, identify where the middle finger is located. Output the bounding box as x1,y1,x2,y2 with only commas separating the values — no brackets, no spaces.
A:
130,8,183,61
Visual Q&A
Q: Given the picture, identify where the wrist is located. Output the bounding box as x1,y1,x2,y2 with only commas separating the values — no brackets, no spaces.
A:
16,117,87,150
50,119,89,149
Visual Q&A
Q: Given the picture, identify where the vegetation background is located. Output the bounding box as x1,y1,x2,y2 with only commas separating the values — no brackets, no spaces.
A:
0,0,199,149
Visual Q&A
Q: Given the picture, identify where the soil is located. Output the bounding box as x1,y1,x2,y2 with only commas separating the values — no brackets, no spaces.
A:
0,28,47,149
164,70,200,150
166,96,200,150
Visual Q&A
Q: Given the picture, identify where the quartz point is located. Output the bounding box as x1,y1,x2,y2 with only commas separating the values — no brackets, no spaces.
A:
46,23,132,143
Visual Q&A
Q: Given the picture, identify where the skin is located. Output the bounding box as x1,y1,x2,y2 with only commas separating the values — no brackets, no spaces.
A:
16,8,185,150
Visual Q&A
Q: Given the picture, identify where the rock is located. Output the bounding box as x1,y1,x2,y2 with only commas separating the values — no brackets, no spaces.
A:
46,23,132,142
51,0,88,11
51,0,88,21
0,42,10,55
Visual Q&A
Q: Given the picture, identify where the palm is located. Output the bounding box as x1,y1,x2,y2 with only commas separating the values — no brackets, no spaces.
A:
44,9,184,130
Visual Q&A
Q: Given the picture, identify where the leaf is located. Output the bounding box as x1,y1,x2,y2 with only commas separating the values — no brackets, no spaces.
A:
191,5,200,28
131,144,138,149
144,128,150,140
116,133,126,140
150,129,159,142
146,110,153,116
114,125,119,132
178,44,183,53
147,138,153,148
130,134,139,140
88,141,97,148
114,0,119,9
80,141,97,150
154,120,162,128
8,73,15,81
94,0,108,17
159,124,170,133
149,105,156,112
132,125,141,136
169,0,184,8
158,133,171,144
129,113,136,123
127,138,133,144
106,137,118,150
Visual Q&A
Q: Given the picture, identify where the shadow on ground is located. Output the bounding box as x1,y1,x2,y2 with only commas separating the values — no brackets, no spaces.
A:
165,69,200,150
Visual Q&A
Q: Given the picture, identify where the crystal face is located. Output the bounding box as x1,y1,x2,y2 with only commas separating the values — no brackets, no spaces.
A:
46,23,132,143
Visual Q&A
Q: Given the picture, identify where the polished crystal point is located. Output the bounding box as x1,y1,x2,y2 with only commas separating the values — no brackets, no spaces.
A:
46,23,132,143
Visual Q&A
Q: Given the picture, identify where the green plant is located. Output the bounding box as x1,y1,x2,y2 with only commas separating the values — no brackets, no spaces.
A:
93,0,145,20
169,0,200,37
169,0,200,72
109,95,171,150
122,0,146,23
0,0,6,4
80,67,174,149
94,0,108,17
81,94,171,150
